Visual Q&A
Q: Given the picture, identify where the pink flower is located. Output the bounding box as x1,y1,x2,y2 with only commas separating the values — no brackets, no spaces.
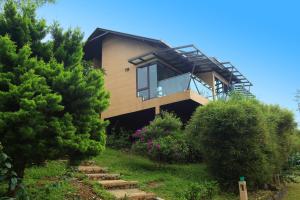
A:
147,139,153,150
142,127,147,132
156,144,160,150
132,129,142,138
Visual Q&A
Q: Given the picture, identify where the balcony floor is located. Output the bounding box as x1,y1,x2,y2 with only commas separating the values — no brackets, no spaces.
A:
103,90,209,120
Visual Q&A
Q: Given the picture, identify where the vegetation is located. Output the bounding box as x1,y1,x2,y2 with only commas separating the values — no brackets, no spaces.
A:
107,127,133,149
0,0,109,184
185,95,297,190
132,112,189,163
290,129,300,154
23,161,76,200
0,143,28,199
181,181,219,200
1,159,115,200
284,171,300,200
93,148,236,200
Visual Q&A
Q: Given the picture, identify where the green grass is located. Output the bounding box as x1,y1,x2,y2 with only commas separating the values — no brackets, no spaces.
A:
93,148,237,200
23,160,78,200
285,183,300,200
284,175,300,200
23,160,117,200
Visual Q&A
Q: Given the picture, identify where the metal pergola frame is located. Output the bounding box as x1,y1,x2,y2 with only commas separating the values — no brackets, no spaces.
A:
129,44,254,97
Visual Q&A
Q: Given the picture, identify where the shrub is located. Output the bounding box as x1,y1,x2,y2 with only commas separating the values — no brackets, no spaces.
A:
0,143,28,199
262,105,296,173
106,127,133,149
290,129,300,154
149,133,189,163
186,96,272,189
181,181,219,200
132,112,188,163
186,94,297,190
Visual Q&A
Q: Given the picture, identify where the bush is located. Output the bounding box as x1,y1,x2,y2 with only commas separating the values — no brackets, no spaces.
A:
149,133,189,163
181,181,219,200
106,127,133,149
290,129,300,154
132,112,188,163
0,143,28,199
262,105,296,173
186,95,297,190
186,96,272,189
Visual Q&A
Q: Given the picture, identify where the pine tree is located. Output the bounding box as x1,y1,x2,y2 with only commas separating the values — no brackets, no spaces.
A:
0,0,109,178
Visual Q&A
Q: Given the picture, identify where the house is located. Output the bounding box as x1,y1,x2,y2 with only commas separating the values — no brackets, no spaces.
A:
83,28,253,130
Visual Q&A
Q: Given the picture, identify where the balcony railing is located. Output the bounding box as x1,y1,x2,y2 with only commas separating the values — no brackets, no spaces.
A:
157,73,212,99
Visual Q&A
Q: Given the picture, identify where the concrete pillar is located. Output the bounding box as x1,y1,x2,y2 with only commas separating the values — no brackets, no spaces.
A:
155,106,160,115
238,181,248,200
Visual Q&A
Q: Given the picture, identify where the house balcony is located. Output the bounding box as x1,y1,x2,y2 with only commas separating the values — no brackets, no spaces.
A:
138,72,213,101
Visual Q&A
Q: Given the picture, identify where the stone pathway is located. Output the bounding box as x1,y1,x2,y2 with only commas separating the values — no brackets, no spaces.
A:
78,165,160,200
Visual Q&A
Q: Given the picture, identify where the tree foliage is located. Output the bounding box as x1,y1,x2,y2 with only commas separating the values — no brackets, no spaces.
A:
0,0,109,178
186,95,296,190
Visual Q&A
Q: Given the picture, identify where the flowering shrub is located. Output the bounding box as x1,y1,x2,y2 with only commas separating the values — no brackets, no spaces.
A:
132,112,189,163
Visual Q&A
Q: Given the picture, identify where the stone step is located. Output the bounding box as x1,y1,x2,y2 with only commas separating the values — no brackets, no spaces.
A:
108,188,156,200
78,165,107,173
86,173,120,180
98,180,138,190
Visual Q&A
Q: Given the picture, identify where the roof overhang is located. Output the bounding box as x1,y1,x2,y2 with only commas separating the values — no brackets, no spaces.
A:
84,28,170,60
129,44,253,87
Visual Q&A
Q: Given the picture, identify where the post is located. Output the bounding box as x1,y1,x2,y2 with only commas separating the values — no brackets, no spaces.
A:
155,106,160,115
239,177,248,200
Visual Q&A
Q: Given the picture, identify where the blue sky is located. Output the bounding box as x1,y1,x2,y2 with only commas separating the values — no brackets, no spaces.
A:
38,0,300,125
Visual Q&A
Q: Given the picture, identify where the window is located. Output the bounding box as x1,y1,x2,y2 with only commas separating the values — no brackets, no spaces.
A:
137,67,148,90
137,63,157,100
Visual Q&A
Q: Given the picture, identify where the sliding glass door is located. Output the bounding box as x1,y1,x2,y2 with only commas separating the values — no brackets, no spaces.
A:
137,64,157,100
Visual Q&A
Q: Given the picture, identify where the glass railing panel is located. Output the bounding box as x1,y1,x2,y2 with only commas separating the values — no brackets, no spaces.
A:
157,73,190,97
157,73,212,99
189,77,213,98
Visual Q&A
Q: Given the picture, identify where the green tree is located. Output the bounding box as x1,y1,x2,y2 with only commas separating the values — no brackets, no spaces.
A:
0,0,109,180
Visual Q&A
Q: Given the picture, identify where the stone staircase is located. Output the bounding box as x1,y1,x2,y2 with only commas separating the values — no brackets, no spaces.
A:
78,165,159,200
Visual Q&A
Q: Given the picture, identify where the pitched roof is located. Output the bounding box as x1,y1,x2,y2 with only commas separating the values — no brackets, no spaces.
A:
86,28,170,47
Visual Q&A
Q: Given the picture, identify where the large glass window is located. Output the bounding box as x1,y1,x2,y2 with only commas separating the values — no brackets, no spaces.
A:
137,62,192,101
137,67,148,90
137,63,157,100
149,64,157,98
157,63,178,81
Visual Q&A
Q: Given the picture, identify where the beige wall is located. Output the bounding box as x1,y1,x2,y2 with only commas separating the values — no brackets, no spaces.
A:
101,35,220,119
198,71,230,100
101,35,159,119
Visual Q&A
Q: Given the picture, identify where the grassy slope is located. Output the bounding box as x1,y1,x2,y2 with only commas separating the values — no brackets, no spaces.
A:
285,183,300,200
93,148,236,200
284,175,300,200
22,160,115,200
23,161,77,200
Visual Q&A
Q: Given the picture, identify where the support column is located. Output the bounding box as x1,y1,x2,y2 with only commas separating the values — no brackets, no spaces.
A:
155,106,160,115
212,73,216,100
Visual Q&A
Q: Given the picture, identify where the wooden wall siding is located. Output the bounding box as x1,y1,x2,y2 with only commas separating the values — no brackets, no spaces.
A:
101,35,210,119
101,35,159,119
